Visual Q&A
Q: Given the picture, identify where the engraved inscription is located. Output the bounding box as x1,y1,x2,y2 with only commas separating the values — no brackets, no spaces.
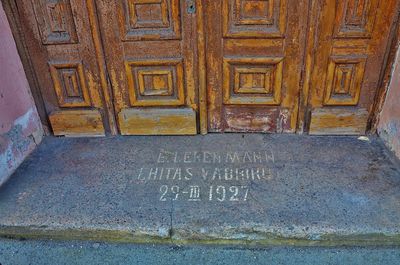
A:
31,0,78,44
134,149,277,203
159,185,249,202
157,150,275,164
138,166,274,182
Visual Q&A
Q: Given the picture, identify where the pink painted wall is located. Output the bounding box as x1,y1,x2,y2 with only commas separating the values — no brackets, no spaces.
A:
378,47,400,159
0,2,43,186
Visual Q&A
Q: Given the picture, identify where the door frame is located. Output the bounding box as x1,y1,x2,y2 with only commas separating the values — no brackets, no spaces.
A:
2,0,50,132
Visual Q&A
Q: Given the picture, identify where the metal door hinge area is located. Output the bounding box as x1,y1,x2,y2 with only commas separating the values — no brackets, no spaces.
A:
186,0,196,14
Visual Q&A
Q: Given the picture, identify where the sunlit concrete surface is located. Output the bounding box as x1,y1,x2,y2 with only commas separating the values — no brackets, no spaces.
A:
0,134,400,246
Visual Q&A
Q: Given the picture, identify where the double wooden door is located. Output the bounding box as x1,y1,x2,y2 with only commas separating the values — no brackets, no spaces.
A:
12,0,400,135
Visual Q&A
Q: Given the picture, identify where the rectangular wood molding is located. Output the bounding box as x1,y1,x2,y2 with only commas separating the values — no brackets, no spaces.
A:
49,110,105,137
309,108,369,135
118,108,197,135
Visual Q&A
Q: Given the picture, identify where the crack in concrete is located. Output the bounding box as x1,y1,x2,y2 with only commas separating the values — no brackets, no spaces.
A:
169,198,175,243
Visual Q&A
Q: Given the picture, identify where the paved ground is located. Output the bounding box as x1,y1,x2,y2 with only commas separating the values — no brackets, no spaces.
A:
0,238,400,265
0,134,400,246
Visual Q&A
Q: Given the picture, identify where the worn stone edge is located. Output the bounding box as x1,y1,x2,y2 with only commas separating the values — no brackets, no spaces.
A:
1,226,400,247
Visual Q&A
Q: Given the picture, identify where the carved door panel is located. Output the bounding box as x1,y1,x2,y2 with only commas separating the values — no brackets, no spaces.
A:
307,0,399,135
96,0,198,135
205,0,309,133
15,0,115,136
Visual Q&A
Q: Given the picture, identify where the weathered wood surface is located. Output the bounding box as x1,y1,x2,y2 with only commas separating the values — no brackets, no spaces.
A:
304,0,400,135
309,108,369,135
14,0,115,136
10,0,400,135
206,0,309,133
49,109,105,136
96,0,199,135
118,108,197,135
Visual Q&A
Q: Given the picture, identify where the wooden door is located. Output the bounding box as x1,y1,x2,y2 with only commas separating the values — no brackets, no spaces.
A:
14,0,115,136
11,0,400,136
205,0,309,133
305,0,399,135
96,0,199,135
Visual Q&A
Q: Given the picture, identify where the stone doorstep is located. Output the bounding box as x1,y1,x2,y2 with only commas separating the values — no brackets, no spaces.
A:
1,226,400,247
0,134,400,247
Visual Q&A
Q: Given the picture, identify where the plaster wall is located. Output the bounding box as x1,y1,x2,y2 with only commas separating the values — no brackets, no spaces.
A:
0,2,43,186
378,46,400,159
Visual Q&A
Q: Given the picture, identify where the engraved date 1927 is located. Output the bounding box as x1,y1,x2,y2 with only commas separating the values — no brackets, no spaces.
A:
159,185,249,202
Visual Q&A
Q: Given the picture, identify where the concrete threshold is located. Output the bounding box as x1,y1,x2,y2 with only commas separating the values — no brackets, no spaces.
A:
0,134,400,247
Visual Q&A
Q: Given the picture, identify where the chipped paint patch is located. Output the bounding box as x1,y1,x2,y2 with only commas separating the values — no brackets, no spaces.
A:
0,3,43,186
0,108,43,186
